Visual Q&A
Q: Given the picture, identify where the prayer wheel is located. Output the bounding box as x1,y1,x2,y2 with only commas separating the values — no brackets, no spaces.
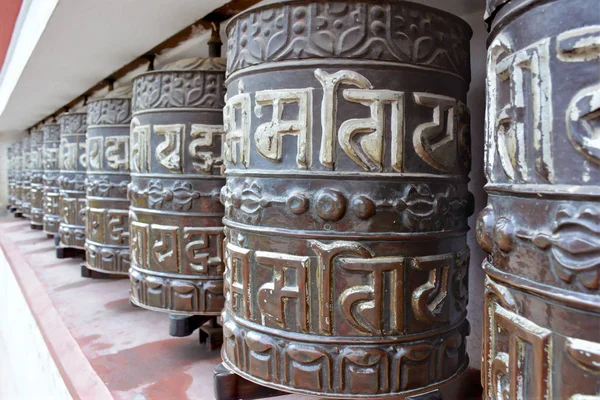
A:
128,57,227,314
43,123,61,235
21,134,32,219
221,1,473,397
30,127,44,229
13,141,22,214
7,144,15,210
58,109,87,249
477,0,600,399
84,87,133,275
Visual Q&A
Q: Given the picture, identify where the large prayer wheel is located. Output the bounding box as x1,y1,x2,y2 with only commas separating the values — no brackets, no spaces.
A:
21,134,32,219
7,144,15,210
128,57,227,314
43,123,61,235
477,0,600,399
85,87,133,275
30,127,44,229
13,141,22,214
58,109,87,249
221,1,473,397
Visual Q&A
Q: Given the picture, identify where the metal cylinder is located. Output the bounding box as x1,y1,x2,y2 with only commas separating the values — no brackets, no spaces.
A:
221,1,473,397
30,127,44,228
85,87,133,275
21,134,32,219
13,141,22,214
128,57,227,314
7,144,15,209
58,110,87,249
43,123,61,235
477,0,600,399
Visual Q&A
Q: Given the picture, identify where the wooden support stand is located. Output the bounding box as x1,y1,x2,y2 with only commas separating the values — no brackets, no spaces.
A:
47,234,55,239
55,236,85,259
13,212,23,218
213,363,287,400
31,224,43,231
80,263,127,279
212,364,444,400
169,315,223,351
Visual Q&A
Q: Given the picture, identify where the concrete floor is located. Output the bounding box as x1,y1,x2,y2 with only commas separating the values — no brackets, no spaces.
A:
0,217,313,400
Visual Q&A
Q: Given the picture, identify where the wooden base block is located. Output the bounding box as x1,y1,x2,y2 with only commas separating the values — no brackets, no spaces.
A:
212,366,444,400
213,363,287,400
14,212,22,218
31,224,43,231
410,390,443,400
199,318,223,351
55,244,85,260
169,315,223,351
46,234,55,239
80,263,127,279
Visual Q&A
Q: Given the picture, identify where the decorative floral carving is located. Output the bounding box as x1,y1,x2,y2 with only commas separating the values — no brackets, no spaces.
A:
519,207,600,290
59,112,87,134
226,2,471,78
86,176,127,197
132,70,226,112
379,184,470,231
87,98,132,125
221,181,277,224
58,174,86,191
146,180,205,211
43,124,61,142
222,180,469,231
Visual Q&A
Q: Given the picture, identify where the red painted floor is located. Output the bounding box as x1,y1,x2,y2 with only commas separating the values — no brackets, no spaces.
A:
0,218,313,400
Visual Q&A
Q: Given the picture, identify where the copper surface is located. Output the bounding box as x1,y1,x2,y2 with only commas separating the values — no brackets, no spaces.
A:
84,88,133,275
128,58,227,315
478,0,600,398
221,0,473,397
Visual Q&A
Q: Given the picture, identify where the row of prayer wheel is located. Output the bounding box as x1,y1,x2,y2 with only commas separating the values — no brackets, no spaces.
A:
4,0,599,398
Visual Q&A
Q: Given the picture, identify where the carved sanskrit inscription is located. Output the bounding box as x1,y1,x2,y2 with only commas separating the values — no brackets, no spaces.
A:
130,220,224,276
224,69,469,172
225,241,468,336
486,25,600,183
130,118,224,175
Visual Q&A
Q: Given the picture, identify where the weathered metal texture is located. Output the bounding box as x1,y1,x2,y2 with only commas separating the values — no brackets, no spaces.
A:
7,144,15,208
477,0,600,399
30,127,45,227
20,134,32,219
221,1,473,397
84,87,133,275
58,111,88,249
42,123,61,235
128,57,227,314
13,141,22,212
